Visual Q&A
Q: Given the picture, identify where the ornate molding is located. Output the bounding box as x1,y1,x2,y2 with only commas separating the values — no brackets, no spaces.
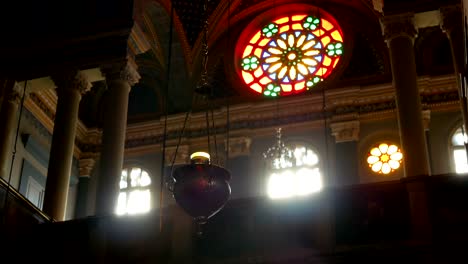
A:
51,70,92,95
225,137,252,157
440,5,462,35
101,58,141,86
330,120,360,143
381,13,417,43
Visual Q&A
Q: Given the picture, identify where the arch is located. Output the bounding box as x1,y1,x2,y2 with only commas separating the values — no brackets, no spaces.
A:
137,1,193,114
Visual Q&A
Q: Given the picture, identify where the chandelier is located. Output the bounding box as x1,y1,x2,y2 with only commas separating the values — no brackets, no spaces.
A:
263,128,294,170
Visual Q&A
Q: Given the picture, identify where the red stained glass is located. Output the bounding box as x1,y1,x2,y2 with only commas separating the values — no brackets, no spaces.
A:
236,11,344,97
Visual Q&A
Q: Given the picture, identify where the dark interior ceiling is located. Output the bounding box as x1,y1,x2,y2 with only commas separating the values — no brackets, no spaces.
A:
71,0,457,128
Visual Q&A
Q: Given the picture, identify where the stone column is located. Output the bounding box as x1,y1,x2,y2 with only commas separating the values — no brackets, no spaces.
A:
382,14,432,241
95,59,140,216
75,156,97,218
0,81,23,179
43,71,91,221
382,14,430,177
330,120,360,185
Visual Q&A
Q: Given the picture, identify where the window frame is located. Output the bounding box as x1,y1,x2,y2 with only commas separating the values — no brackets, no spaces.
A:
365,141,403,175
265,141,323,199
116,166,153,215
450,127,468,174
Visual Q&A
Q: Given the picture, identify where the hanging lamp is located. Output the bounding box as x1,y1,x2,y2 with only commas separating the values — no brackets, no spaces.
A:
167,0,231,232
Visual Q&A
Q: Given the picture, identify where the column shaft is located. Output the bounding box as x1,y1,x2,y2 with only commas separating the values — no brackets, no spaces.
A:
388,36,430,177
0,81,21,179
95,79,130,215
95,60,139,216
383,14,432,242
43,72,90,221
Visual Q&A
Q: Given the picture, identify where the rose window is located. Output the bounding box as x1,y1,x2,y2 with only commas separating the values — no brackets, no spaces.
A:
236,9,344,97
367,143,403,175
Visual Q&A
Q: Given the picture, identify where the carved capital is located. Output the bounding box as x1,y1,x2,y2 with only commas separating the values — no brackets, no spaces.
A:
101,58,140,86
165,145,190,165
225,137,252,157
381,13,417,43
372,0,384,13
440,5,462,35
52,70,92,95
79,157,97,178
3,81,26,103
330,120,360,143
422,109,431,131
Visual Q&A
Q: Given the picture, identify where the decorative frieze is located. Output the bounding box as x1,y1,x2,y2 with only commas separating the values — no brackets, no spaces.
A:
330,120,360,143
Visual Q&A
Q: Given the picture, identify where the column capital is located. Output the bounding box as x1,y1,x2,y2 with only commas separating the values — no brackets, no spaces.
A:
101,58,140,86
440,5,462,35
52,70,92,95
3,81,29,104
381,13,417,43
79,156,98,178
422,109,431,131
330,120,360,143
225,136,252,158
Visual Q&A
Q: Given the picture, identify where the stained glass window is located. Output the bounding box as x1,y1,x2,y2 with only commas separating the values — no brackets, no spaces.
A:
116,167,152,215
367,143,403,175
237,11,344,97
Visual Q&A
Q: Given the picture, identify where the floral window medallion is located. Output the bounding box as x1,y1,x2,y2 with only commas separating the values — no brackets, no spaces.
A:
367,143,403,174
236,6,344,97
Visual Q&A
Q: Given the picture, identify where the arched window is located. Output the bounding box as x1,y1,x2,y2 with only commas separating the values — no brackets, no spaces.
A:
266,144,322,199
451,127,468,173
366,143,403,175
235,6,344,97
116,167,152,215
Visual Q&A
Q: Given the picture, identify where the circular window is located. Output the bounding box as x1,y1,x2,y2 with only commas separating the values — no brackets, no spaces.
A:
366,143,403,175
235,6,344,97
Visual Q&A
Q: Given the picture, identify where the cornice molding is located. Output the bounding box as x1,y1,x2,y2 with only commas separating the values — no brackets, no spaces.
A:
26,75,459,158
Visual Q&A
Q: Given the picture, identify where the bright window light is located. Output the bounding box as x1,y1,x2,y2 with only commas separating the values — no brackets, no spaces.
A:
452,128,468,174
454,148,468,173
116,167,152,215
267,145,322,199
